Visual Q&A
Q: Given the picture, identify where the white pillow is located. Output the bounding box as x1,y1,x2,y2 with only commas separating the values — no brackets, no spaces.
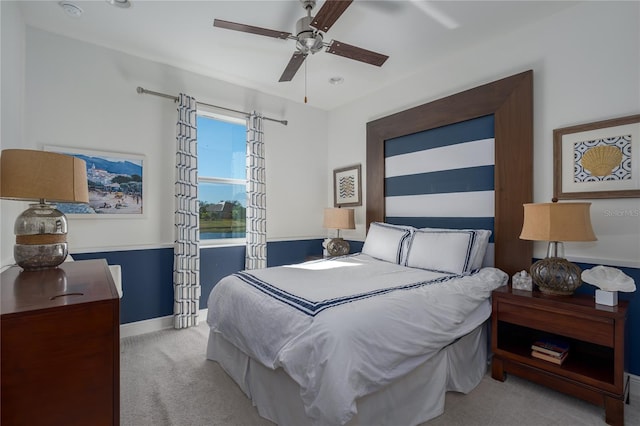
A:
420,228,491,271
405,230,475,274
362,222,414,264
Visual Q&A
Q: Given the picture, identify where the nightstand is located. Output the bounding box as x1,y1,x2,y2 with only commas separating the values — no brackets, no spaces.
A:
491,286,628,426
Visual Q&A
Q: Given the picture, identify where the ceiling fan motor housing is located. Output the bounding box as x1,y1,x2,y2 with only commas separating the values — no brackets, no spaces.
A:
296,16,323,54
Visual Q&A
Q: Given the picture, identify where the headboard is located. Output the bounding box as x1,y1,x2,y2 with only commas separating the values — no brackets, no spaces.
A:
366,71,533,277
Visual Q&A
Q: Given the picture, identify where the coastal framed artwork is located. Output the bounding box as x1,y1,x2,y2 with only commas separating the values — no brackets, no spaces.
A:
553,114,640,199
334,164,362,207
44,146,145,217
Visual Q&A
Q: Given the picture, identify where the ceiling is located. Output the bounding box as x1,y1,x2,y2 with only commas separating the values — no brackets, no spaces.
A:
16,0,578,110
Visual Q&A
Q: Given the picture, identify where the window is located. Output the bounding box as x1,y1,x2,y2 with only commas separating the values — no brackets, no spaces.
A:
197,111,246,243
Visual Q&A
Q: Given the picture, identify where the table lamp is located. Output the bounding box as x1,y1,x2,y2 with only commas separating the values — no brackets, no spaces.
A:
323,207,355,256
519,200,596,295
1,149,89,270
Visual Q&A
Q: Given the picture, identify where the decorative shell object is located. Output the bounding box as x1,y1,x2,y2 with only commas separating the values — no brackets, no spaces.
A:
580,145,623,177
581,265,636,292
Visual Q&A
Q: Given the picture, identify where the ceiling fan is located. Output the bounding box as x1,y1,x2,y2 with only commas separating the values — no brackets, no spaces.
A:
213,0,389,83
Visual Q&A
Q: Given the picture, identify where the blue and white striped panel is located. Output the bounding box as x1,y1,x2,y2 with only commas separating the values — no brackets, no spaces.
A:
385,115,495,266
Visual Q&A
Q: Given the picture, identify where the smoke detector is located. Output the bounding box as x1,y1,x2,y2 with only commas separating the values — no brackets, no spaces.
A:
58,2,83,18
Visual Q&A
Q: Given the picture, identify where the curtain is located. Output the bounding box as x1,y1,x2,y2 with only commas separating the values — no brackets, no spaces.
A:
245,112,267,270
173,93,200,329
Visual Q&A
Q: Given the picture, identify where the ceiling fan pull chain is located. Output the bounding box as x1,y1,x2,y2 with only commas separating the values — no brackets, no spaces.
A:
304,59,308,104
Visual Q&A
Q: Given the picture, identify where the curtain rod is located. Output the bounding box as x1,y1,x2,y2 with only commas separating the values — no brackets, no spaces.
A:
136,87,288,126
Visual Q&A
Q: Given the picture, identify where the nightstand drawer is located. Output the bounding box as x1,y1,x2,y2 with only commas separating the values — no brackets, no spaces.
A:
498,300,614,347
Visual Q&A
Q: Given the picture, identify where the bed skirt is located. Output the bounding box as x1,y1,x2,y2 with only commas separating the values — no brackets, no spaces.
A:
206,321,489,426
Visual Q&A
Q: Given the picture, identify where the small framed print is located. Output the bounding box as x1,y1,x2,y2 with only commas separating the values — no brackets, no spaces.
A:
44,145,145,217
334,164,362,207
553,114,640,199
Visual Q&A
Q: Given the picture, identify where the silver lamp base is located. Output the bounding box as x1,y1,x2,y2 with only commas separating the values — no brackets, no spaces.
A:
14,203,69,271
326,238,350,257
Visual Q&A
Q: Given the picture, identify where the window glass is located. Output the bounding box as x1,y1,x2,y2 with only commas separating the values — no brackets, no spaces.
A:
197,113,246,241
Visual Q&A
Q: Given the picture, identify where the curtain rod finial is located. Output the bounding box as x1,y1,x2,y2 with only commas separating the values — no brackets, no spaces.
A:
136,87,144,94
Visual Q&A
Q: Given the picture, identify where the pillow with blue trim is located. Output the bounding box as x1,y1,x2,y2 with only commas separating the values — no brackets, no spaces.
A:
419,228,491,271
405,230,475,274
362,222,414,264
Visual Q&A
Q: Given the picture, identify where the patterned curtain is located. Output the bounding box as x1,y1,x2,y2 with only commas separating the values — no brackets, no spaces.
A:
245,112,267,270
173,93,200,329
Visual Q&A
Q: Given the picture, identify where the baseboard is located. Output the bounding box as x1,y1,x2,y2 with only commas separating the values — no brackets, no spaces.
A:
120,309,208,338
629,373,640,405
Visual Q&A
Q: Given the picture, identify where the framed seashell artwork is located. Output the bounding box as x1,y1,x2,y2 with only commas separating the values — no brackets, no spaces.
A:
553,114,640,199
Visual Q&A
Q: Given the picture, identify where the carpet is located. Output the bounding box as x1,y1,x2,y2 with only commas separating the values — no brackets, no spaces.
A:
121,322,639,426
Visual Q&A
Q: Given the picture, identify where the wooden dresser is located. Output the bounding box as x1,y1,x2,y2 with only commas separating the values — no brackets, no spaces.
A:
1,259,120,426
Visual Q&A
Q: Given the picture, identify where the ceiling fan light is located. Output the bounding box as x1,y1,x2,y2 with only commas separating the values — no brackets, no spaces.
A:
296,32,323,54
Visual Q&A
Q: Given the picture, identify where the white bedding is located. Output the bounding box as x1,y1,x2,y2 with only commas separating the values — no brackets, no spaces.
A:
207,253,507,425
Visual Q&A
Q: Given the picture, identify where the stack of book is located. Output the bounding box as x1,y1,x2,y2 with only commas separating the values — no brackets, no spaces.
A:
531,338,569,365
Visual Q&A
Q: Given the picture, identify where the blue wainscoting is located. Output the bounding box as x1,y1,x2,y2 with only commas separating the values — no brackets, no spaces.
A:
71,239,325,325
571,262,639,376
72,248,175,325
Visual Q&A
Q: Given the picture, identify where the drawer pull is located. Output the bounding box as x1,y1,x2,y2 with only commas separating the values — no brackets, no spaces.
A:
50,292,84,300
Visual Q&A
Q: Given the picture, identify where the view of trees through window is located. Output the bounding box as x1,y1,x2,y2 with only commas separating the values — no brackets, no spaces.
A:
197,112,247,240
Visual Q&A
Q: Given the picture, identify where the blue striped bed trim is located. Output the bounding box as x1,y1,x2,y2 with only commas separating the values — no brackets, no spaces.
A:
233,270,463,317
365,222,413,264
386,217,495,243
406,229,475,272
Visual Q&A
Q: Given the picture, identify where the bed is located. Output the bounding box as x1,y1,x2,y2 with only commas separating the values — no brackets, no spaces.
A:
206,71,534,425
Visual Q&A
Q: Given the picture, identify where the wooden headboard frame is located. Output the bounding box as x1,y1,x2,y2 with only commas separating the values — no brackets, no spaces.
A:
366,70,533,277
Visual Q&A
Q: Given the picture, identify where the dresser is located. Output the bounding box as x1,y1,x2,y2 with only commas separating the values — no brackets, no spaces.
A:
1,259,120,426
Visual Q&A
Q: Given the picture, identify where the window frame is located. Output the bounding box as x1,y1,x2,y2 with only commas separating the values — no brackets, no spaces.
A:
197,110,247,247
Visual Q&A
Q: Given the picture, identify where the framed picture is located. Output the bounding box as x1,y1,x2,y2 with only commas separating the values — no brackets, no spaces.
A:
553,114,640,199
334,164,362,207
44,146,145,217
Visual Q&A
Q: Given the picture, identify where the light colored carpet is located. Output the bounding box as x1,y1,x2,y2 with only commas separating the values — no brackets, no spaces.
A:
121,322,639,426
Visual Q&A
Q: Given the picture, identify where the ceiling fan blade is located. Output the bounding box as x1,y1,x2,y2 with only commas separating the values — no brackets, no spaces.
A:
311,0,353,33
213,19,291,39
326,40,388,67
279,52,308,82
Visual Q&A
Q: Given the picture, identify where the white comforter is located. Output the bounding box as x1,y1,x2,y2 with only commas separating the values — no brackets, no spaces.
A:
207,253,507,425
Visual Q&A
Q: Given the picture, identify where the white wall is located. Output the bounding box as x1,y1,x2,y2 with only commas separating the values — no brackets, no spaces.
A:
1,22,328,263
0,1,28,265
328,1,640,268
